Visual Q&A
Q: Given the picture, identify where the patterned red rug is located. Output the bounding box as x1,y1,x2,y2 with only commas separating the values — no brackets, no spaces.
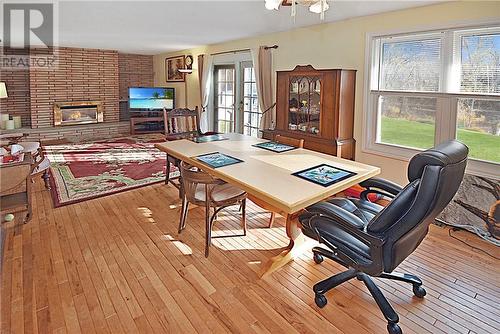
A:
46,134,178,207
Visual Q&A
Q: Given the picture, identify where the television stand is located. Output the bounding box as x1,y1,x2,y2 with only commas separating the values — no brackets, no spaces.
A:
130,115,164,135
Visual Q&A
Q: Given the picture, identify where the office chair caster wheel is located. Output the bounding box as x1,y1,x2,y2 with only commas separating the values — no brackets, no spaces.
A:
314,294,327,308
387,322,402,334
412,285,426,298
313,253,324,264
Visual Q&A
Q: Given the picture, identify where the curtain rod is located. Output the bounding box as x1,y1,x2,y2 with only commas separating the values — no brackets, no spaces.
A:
210,45,278,56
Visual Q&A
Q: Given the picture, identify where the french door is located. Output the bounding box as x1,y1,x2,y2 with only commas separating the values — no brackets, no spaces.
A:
241,61,261,137
214,65,236,133
213,61,261,136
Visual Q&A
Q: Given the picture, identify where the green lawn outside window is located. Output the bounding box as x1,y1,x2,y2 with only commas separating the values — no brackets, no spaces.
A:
380,117,500,163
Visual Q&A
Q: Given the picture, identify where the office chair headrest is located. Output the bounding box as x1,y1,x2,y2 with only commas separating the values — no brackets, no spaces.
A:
408,140,468,182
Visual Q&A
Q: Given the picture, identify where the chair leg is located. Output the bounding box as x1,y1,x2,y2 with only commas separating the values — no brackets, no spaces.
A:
25,206,32,223
379,272,426,298
178,177,184,199
241,198,247,236
178,196,189,234
313,268,358,309
42,170,51,189
313,268,358,295
205,201,211,257
165,157,170,185
213,207,218,221
358,273,402,334
268,212,275,228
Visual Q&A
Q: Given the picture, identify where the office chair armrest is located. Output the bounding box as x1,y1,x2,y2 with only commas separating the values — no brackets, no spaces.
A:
301,202,385,271
304,202,384,247
359,177,403,200
305,201,365,229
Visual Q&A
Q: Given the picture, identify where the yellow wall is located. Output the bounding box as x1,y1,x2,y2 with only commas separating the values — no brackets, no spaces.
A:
153,1,500,184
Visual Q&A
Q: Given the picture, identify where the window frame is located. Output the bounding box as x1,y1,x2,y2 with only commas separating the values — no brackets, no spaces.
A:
363,23,500,179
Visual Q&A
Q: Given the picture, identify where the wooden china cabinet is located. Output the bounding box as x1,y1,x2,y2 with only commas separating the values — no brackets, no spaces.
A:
262,65,356,159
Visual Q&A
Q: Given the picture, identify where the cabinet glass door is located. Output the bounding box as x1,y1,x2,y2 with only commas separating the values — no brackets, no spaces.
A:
288,76,321,135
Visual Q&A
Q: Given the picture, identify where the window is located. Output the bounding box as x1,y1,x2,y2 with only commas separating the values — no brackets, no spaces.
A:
456,97,500,162
377,95,437,150
459,33,500,94
366,25,500,177
379,37,442,92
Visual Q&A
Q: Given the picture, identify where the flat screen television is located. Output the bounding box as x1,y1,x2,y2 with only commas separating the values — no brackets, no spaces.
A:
128,87,175,111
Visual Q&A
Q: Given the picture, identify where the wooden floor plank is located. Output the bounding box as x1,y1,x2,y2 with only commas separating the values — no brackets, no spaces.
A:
1,180,499,334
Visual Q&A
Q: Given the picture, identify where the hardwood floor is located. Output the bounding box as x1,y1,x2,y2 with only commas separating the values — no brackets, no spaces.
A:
1,180,499,334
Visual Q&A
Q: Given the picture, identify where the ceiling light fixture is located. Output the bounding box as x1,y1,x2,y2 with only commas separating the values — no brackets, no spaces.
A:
265,0,330,20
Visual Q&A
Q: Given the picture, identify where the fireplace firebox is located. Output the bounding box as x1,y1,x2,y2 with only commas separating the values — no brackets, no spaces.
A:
54,101,104,126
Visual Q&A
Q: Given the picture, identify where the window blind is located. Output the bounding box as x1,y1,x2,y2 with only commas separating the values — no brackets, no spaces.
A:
377,36,442,92
459,33,500,94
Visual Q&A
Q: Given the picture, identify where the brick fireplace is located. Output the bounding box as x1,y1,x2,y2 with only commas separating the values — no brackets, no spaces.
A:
0,47,154,141
29,47,119,128
54,101,104,126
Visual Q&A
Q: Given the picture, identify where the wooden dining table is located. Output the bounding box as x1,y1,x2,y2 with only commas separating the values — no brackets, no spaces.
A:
155,133,380,278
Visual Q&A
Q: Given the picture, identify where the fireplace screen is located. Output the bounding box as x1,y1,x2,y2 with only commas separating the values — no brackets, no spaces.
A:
54,101,104,126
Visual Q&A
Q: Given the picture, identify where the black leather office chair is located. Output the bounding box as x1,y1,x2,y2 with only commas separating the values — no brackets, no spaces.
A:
299,140,468,334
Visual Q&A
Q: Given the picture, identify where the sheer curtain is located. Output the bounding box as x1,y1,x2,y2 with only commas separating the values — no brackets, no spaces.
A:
197,54,213,132
251,46,274,130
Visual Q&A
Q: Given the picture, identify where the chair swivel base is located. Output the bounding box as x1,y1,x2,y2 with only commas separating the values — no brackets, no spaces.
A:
311,247,426,334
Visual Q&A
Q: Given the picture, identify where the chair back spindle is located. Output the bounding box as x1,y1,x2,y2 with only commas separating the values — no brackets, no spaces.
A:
164,107,201,140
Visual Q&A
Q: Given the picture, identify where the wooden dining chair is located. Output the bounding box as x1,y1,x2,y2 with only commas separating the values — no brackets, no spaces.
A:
275,134,304,149
178,161,247,257
163,107,219,198
163,107,201,141
163,107,200,196
249,134,305,228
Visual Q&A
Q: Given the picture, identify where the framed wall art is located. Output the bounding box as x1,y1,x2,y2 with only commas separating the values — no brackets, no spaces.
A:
165,55,185,82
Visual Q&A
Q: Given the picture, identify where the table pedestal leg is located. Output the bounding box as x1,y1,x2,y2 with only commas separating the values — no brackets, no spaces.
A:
260,212,311,278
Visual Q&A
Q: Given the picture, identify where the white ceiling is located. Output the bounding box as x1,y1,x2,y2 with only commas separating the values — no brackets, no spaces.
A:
58,1,440,55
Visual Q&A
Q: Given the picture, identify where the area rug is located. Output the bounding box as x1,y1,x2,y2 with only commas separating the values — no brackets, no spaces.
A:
46,134,178,207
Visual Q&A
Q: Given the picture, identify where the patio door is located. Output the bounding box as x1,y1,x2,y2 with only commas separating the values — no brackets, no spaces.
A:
214,65,236,133
240,61,261,137
213,59,261,136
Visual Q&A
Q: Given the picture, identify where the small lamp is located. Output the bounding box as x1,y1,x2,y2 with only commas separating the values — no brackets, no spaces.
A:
0,82,10,129
0,82,7,99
